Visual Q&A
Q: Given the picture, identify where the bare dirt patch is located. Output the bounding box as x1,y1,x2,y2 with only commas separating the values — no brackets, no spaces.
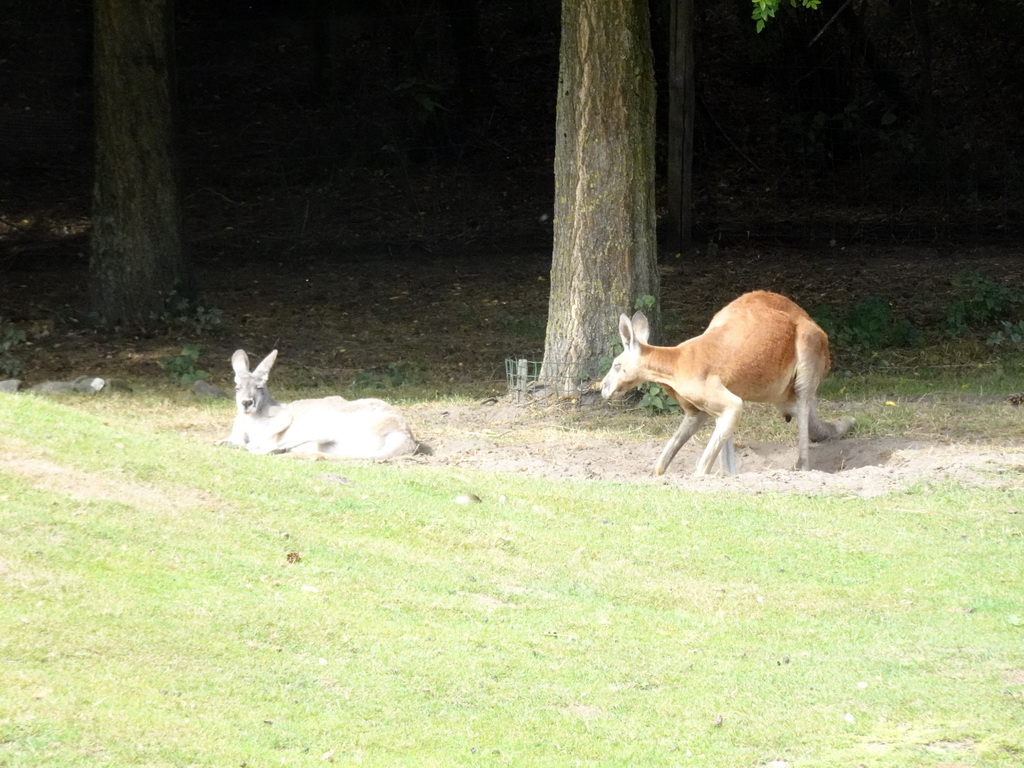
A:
400,399,1024,498
0,448,233,514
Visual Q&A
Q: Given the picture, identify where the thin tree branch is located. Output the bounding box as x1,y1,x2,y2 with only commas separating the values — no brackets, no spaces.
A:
808,0,853,47
698,94,764,174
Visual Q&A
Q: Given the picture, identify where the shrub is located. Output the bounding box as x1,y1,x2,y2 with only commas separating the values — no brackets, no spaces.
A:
815,296,919,357
945,271,1022,337
159,344,209,385
0,318,27,377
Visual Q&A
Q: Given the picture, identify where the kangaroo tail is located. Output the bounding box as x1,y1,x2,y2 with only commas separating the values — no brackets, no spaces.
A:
808,408,855,442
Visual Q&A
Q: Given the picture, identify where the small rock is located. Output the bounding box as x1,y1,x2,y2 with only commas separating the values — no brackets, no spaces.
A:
72,375,106,394
191,379,229,399
454,493,482,504
0,379,22,393
30,381,77,395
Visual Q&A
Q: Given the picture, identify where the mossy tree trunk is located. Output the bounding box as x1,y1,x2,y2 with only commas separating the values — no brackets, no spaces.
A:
540,0,658,395
91,0,189,329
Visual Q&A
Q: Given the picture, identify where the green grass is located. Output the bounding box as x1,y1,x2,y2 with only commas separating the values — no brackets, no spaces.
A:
1,392,1023,767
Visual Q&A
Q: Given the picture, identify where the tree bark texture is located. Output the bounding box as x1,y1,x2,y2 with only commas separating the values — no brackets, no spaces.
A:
91,0,188,329
666,0,695,253
541,0,658,395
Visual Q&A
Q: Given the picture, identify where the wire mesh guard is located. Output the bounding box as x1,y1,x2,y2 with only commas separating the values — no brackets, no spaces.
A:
504,357,597,402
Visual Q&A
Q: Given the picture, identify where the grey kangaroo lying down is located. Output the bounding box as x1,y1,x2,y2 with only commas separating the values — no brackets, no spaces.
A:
221,349,419,460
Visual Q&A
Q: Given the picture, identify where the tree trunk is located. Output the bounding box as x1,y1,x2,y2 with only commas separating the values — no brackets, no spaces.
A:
91,0,188,329
666,0,696,254
540,0,658,396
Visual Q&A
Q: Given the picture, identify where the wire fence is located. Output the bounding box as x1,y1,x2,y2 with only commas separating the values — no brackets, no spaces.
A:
3,1,1022,247
503,357,608,403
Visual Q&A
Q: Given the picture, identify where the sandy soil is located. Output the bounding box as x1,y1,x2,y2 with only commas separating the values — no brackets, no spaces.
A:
401,399,1024,498
8,391,1019,502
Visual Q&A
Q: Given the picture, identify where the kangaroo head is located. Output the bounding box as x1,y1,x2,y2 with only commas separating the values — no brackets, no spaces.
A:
231,349,278,415
600,311,650,400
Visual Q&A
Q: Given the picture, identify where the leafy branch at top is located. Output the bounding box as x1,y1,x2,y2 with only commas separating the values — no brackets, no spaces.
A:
751,0,821,33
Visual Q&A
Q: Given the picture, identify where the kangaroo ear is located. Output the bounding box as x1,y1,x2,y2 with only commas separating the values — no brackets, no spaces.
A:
253,350,278,380
231,349,250,377
618,314,634,348
630,311,650,345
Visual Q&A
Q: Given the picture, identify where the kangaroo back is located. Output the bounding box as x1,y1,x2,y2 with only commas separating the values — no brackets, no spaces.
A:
283,396,418,460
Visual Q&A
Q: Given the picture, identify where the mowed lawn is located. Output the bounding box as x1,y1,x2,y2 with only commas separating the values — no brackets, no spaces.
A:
1,393,1022,767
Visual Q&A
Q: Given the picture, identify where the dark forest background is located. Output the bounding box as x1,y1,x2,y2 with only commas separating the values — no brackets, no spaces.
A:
5,0,1023,250
1,0,1022,386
